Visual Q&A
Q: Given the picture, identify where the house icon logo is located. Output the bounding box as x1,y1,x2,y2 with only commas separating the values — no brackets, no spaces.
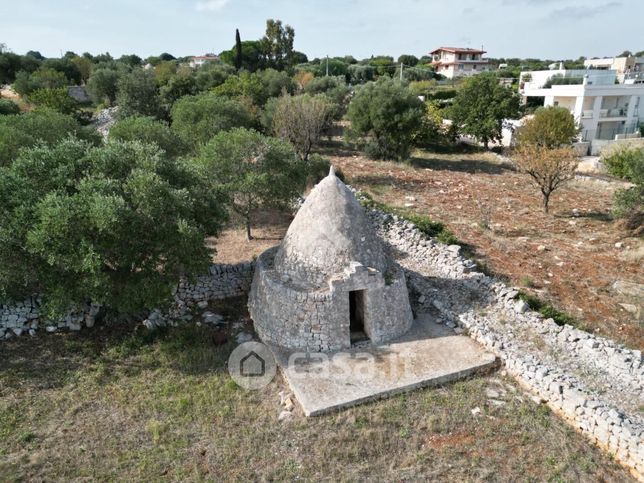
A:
240,351,265,377
228,341,276,390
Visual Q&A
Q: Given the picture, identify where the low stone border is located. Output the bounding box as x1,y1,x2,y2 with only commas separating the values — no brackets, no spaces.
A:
0,262,254,339
370,209,643,479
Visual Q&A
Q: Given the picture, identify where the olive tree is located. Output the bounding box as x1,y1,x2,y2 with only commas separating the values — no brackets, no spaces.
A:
170,92,255,148
346,78,425,161
0,138,226,316
109,116,189,158
0,109,100,166
87,68,121,106
116,68,161,118
449,72,520,148
271,94,331,161
193,128,306,240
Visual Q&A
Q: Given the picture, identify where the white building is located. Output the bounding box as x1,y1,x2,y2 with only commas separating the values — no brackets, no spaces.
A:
189,54,219,68
519,69,644,154
584,56,644,83
430,47,490,79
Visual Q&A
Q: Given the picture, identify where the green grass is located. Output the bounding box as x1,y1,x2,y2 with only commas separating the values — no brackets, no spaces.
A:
518,291,578,327
0,310,631,482
358,192,459,244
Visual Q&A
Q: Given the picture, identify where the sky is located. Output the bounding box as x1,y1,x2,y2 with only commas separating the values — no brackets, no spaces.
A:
0,0,642,61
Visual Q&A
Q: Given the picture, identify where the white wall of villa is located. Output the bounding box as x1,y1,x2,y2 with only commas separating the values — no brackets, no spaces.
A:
519,69,644,153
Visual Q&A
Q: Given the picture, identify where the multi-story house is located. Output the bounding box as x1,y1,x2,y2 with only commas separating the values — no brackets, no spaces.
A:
519,69,644,154
430,47,490,79
189,53,219,68
584,56,644,83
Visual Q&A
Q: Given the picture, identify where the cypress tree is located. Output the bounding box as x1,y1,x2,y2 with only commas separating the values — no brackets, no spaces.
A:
235,29,242,70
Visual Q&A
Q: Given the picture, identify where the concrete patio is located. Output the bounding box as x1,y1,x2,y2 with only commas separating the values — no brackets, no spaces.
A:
270,314,497,416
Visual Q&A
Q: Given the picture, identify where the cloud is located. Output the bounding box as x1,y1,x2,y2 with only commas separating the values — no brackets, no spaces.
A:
547,1,621,20
195,0,229,12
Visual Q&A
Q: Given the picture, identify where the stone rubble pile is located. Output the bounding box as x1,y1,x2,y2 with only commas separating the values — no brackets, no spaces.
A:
369,209,644,478
141,262,254,329
93,106,118,139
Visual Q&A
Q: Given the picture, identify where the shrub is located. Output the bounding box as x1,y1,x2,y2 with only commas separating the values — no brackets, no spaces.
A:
517,292,577,327
191,127,307,239
346,78,424,161
271,94,331,161
0,138,226,316
87,68,121,106
109,116,189,158
116,68,161,118
28,87,79,115
0,99,20,115
516,106,579,148
543,75,583,88
170,92,255,148
602,144,643,181
413,102,446,148
603,144,643,228
0,109,100,166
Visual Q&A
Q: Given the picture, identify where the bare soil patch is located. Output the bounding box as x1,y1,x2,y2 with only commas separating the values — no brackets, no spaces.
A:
322,143,643,350
208,209,292,264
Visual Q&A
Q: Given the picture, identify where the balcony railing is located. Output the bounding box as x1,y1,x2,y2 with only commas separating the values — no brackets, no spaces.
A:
599,108,628,118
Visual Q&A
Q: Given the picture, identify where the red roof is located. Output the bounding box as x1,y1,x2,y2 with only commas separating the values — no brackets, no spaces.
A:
430,47,486,55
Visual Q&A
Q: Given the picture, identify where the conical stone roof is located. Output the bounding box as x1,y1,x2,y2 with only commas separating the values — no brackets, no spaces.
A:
273,167,388,287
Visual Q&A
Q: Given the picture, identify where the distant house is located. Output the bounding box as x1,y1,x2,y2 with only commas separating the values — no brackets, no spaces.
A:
584,56,644,83
519,68,644,154
430,47,490,79
189,53,219,68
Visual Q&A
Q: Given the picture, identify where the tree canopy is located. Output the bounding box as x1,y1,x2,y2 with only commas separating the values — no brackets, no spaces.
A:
516,106,579,148
191,128,306,239
0,138,226,316
170,92,256,148
346,78,425,161
449,73,520,148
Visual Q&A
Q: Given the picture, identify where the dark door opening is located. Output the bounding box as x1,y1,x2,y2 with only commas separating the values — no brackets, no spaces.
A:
349,290,368,344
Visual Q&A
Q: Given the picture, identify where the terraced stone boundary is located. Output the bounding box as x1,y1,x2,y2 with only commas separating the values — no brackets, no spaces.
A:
370,209,643,479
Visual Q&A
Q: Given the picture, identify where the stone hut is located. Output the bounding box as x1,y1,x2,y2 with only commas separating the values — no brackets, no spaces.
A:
248,167,413,352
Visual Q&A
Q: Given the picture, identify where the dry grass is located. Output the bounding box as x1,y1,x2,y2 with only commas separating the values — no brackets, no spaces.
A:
0,304,633,482
209,209,292,264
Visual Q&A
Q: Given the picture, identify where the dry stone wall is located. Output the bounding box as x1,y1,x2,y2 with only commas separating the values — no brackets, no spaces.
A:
0,262,254,338
369,208,644,479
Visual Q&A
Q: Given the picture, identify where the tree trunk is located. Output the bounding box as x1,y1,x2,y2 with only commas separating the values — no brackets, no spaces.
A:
245,217,253,241
543,193,550,214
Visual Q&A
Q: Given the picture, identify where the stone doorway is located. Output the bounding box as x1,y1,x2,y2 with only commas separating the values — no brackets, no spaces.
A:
349,290,368,344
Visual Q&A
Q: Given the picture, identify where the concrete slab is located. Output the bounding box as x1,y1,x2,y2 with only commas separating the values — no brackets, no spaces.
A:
270,314,497,416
